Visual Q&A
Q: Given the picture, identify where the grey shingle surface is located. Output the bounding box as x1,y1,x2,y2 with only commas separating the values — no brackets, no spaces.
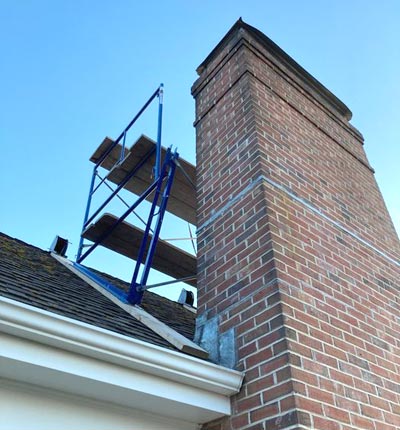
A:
0,232,196,349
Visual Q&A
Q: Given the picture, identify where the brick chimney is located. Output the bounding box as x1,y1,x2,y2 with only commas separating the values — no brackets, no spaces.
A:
192,19,400,429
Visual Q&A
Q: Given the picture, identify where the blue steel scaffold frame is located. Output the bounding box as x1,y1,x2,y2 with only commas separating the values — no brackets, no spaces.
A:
75,84,179,305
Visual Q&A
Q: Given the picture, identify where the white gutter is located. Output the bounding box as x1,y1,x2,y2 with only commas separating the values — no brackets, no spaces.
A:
0,296,243,423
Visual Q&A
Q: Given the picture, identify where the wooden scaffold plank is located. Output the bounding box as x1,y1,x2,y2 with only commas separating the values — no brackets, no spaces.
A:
90,135,196,225
82,213,197,287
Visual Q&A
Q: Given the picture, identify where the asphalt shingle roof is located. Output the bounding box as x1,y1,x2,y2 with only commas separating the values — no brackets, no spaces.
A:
0,232,195,350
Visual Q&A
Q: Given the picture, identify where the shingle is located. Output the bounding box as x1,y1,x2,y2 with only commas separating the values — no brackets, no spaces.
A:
0,232,196,350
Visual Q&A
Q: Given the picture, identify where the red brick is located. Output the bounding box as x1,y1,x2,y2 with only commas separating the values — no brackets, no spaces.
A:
323,405,351,424
335,395,359,413
361,404,383,420
236,394,262,413
249,402,279,422
246,374,275,396
313,416,341,430
262,381,293,403
296,396,323,415
350,414,375,430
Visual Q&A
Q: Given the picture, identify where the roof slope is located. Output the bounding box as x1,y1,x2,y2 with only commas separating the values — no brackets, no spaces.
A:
0,232,195,349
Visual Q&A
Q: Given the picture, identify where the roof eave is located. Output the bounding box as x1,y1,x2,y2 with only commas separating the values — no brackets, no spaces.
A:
0,296,244,423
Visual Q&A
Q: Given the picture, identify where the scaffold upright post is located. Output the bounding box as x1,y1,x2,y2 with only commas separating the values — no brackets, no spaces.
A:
155,83,164,179
76,165,97,261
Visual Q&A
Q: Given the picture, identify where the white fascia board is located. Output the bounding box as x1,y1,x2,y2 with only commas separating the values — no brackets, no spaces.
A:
0,296,243,422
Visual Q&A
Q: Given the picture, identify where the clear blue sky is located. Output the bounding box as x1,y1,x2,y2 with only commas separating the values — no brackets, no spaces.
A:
1,1,399,299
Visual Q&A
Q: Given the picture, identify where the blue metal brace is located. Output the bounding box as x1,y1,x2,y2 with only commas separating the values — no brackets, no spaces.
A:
127,148,178,305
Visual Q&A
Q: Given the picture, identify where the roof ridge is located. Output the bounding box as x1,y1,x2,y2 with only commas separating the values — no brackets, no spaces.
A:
0,231,51,253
